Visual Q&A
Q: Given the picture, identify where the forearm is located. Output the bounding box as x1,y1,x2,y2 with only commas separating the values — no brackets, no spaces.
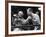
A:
22,17,31,24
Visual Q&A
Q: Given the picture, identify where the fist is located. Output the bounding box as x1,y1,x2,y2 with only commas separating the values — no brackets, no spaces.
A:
28,16,31,19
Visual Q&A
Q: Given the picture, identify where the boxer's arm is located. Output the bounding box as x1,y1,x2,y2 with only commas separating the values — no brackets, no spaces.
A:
22,16,32,24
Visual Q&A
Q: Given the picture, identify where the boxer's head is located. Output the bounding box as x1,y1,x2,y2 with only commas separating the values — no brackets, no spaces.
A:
18,11,24,17
27,8,33,16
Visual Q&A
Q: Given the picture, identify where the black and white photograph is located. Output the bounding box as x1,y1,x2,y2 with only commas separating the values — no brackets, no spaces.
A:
11,6,41,31
8,2,44,35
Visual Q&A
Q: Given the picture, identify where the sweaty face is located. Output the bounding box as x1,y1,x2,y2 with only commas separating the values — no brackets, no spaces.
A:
18,11,24,17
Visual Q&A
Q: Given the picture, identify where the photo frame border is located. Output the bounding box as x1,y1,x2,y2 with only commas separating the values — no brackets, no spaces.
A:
5,1,45,37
